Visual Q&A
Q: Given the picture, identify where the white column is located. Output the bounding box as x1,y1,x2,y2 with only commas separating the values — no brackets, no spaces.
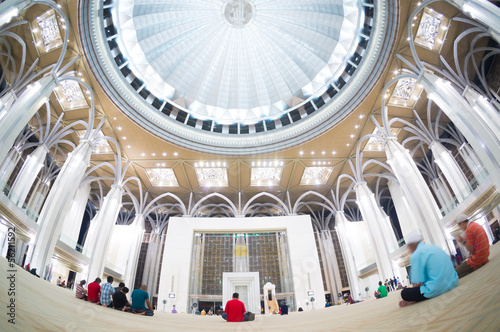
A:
143,232,160,295
10,145,47,206
421,72,500,186
430,177,454,208
123,214,145,289
86,185,123,280
385,138,450,254
0,75,56,164
26,180,49,218
388,180,419,237
448,0,500,43
320,231,342,304
335,211,361,301
60,183,91,243
430,142,469,201
29,141,92,278
459,143,484,178
0,0,31,28
0,90,17,120
0,148,21,190
355,182,396,280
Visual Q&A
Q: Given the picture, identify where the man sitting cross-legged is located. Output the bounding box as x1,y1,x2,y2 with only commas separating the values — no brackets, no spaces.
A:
75,280,88,301
399,231,458,307
100,276,115,307
113,287,132,311
454,214,490,278
87,278,101,303
131,285,154,316
222,292,248,322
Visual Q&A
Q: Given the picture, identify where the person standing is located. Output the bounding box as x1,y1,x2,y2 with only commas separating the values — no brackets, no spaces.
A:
454,214,490,278
100,276,115,307
399,231,458,307
87,278,101,303
222,292,248,322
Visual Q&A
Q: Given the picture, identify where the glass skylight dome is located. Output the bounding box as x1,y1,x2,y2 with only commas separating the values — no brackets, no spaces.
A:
80,0,397,155
115,0,362,125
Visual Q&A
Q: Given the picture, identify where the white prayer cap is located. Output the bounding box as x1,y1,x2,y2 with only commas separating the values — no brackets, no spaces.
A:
456,214,469,224
405,231,423,244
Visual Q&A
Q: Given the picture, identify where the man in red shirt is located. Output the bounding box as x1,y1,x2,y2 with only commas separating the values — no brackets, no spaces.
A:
87,277,101,303
222,293,248,322
455,214,490,278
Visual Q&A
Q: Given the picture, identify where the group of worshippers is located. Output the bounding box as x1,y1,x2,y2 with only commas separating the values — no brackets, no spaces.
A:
399,214,490,307
75,276,154,316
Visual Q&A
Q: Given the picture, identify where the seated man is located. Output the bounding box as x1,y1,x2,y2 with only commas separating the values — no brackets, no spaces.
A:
131,284,154,316
454,214,490,278
113,287,131,311
87,278,101,303
75,280,88,301
399,231,458,307
100,276,115,307
375,281,387,299
280,301,288,315
222,292,248,322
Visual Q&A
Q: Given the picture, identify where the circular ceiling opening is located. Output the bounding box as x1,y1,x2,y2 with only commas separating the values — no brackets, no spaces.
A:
80,0,397,155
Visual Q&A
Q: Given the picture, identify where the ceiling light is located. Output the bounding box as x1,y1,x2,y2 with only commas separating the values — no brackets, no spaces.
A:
117,126,122,131
122,136,126,140
127,145,131,148
350,134,355,138
311,151,315,155
332,151,336,155
174,152,178,156
322,151,325,155
299,151,304,156
113,117,117,120
354,125,359,129
346,143,350,147
359,114,364,119
141,153,145,157
162,152,167,156
152,153,156,156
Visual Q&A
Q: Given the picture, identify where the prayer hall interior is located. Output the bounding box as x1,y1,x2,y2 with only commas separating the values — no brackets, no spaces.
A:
0,0,499,330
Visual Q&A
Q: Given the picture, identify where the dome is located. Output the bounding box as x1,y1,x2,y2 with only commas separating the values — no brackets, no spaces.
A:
81,0,397,155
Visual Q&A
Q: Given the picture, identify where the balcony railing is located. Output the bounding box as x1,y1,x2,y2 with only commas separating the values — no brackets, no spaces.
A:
0,179,40,221
439,167,489,216
58,233,91,257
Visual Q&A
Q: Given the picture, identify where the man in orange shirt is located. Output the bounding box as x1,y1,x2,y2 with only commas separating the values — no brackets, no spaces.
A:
455,214,490,278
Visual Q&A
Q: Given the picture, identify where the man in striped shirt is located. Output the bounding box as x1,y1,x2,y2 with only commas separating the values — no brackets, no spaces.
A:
75,280,88,301
455,214,490,278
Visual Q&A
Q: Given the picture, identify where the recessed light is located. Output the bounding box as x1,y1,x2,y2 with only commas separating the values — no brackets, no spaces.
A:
122,136,126,140
152,153,156,156
359,114,364,119
141,153,145,157
162,152,167,156
332,151,336,155
174,152,178,156
117,126,122,131
350,134,355,138
322,151,326,155
346,143,350,147
127,145,131,148
299,151,304,156
311,151,315,155
354,125,359,129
